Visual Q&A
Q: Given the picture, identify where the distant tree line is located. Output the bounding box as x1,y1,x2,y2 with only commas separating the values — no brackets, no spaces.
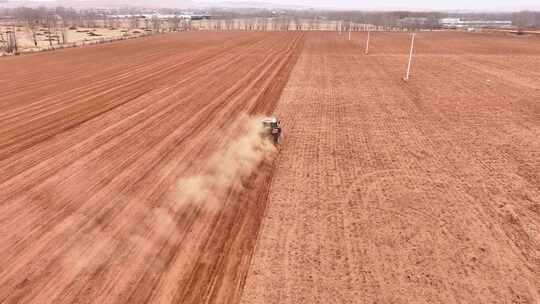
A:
0,6,198,54
206,9,540,29
0,6,205,31
1,6,539,32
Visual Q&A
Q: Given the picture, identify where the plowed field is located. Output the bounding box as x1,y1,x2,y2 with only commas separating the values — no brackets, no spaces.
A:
242,32,540,304
0,31,303,303
1,31,539,304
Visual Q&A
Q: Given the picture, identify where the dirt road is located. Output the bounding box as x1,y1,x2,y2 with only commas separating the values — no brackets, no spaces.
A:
241,32,540,303
0,31,303,303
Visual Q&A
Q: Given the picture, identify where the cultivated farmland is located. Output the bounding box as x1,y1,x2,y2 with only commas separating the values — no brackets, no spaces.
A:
0,31,539,304
243,31,540,304
0,31,302,303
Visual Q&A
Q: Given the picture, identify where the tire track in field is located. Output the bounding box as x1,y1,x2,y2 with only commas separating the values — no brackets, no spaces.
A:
0,32,304,304
241,31,540,304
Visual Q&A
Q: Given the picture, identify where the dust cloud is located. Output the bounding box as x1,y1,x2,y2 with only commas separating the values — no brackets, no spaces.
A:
59,115,276,277
174,115,276,211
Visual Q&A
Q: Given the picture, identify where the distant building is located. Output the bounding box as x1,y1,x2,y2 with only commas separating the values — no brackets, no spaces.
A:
139,13,178,20
439,18,512,28
183,14,211,21
398,17,428,26
439,18,461,27
397,17,437,29
107,13,211,21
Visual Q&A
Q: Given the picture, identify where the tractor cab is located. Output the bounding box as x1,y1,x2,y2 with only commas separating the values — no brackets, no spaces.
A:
261,117,282,144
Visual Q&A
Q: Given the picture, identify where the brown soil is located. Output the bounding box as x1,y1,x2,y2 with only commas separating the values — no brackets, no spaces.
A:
1,30,539,304
0,31,303,304
241,31,540,304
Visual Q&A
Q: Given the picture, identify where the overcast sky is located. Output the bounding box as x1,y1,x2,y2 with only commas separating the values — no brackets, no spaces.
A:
245,0,539,10
10,0,540,11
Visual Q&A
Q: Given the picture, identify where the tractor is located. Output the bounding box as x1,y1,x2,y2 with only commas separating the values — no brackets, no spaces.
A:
261,117,282,145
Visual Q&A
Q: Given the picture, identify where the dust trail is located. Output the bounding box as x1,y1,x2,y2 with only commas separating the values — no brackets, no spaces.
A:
174,115,277,212
59,115,276,278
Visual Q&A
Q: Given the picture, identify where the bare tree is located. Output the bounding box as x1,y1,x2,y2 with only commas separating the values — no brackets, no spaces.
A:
14,7,41,47
513,11,540,30
29,21,39,47
60,19,67,44
6,27,18,54
45,14,59,46
129,15,139,30
144,18,150,31
151,15,161,33
292,15,302,30
170,15,180,31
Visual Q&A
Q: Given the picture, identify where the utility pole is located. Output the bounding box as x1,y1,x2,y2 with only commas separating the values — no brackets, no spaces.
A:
365,30,370,55
404,33,416,81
